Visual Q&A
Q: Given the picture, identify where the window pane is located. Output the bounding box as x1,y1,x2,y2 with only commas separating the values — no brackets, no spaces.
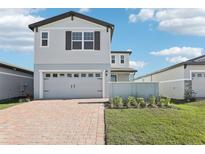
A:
72,41,82,49
74,74,79,77
42,40,48,46
111,75,117,82
81,73,86,77
84,41,93,49
192,73,195,77
111,55,115,63
59,73,65,77
72,32,82,40
88,73,93,77
53,74,58,78
95,73,101,77
84,32,93,40
45,74,50,78
42,32,48,39
67,73,72,77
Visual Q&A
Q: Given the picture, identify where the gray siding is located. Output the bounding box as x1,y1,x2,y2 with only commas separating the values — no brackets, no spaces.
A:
135,65,185,99
0,67,33,100
35,17,111,65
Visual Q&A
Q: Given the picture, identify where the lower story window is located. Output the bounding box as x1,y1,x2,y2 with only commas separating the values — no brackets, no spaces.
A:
111,75,117,82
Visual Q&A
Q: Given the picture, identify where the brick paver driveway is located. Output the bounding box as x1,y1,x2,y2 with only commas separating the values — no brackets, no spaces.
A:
0,99,106,145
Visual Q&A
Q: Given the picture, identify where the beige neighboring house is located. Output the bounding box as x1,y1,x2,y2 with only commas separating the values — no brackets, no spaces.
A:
135,55,205,99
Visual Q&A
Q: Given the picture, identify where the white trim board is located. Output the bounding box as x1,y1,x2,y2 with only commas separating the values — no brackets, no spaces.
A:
39,27,104,30
39,70,102,73
159,78,190,83
0,71,33,79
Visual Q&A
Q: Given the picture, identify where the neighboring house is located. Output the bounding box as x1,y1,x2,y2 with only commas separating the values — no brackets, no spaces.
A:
0,61,33,101
111,51,137,82
29,11,136,99
135,55,205,99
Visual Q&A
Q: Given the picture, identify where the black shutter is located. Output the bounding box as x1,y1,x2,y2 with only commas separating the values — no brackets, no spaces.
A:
66,31,72,50
94,31,100,50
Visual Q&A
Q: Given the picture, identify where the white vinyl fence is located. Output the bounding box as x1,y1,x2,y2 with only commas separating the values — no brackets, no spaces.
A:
109,82,159,99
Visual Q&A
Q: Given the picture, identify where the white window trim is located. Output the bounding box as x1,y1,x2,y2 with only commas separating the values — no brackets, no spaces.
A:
40,31,49,48
120,55,125,64
111,55,115,64
71,31,94,51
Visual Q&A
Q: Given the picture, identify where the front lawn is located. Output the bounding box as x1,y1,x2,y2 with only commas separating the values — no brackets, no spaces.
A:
0,99,23,110
105,101,205,144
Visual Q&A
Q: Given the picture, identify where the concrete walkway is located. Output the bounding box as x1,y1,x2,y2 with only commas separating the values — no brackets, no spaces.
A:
0,99,105,145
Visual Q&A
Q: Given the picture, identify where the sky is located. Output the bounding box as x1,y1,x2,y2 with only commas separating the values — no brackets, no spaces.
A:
0,8,205,77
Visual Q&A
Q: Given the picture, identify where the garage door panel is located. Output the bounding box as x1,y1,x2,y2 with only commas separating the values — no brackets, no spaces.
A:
43,72,102,99
192,72,205,98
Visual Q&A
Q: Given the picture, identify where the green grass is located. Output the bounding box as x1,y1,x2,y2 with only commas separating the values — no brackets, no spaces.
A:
105,101,205,145
0,99,23,110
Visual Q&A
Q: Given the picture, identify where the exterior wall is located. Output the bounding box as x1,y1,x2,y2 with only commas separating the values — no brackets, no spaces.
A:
0,67,33,100
35,17,111,65
34,16,112,99
184,65,205,79
34,64,110,99
111,53,129,68
159,81,185,99
109,82,159,99
111,72,130,81
135,65,185,99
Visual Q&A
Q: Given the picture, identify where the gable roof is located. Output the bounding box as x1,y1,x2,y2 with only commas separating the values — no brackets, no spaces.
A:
136,55,205,80
111,50,132,55
0,61,33,75
28,11,114,37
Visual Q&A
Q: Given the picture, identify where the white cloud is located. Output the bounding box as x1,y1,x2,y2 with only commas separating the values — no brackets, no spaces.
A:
129,8,205,36
79,8,90,13
150,47,203,57
129,60,147,69
129,9,155,23
0,9,44,52
150,46,204,63
166,56,189,63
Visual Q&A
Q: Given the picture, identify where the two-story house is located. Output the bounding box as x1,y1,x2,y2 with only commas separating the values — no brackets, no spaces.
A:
111,50,137,82
29,11,136,99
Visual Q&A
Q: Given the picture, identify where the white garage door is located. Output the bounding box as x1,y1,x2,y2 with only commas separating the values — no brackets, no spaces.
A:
192,72,205,98
43,72,102,99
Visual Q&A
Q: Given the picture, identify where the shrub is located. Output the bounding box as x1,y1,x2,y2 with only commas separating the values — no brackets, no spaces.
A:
110,97,124,108
158,98,165,107
164,97,171,107
148,96,156,107
136,97,146,108
127,96,137,108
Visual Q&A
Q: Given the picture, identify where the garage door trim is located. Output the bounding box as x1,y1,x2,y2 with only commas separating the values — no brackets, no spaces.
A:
39,69,105,99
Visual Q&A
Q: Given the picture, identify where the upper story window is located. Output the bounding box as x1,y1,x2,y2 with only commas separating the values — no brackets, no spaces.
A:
111,55,115,64
71,32,94,50
72,32,82,50
41,32,49,47
120,55,125,64
84,32,94,50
